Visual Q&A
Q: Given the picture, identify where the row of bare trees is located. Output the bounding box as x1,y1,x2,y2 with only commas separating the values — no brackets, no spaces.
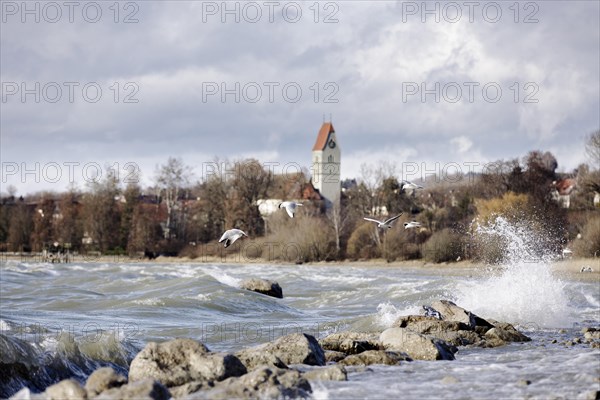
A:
1,131,599,261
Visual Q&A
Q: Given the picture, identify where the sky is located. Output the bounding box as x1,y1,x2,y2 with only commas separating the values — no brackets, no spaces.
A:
1,0,599,195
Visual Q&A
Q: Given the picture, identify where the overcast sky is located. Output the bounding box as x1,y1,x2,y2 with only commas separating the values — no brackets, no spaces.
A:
1,0,599,195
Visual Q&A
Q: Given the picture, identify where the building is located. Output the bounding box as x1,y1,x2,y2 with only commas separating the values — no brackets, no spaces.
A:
311,122,341,207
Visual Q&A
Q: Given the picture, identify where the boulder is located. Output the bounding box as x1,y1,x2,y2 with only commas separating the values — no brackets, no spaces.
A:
85,367,127,397
95,379,171,400
324,350,347,363
484,327,531,343
339,350,411,366
393,316,469,334
248,333,325,366
380,327,456,361
301,365,347,381
429,300,476,329
44,379,87,400
240,279,283,298
129,338,246,387
235,348,288,371
319,332,381,355
189,367,311,399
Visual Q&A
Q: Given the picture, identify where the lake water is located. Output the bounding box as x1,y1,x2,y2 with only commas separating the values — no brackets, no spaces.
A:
1,219,599,399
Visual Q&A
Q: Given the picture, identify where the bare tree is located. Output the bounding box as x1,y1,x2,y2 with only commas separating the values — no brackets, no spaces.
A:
326,200,350,257
155,157,193,240
585,129,600,168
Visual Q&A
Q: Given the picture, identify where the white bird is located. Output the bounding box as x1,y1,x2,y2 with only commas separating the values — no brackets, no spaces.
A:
363,213,403,229
404,221,422,229
218,229,248,248
401,180,424,190
279,201,303,218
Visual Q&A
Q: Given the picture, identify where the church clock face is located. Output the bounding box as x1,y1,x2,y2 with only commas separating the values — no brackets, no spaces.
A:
328,139,336,149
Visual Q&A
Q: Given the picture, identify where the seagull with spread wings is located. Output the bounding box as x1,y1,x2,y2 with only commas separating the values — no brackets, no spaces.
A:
279,201,303,218
363,213,403,229
218,229,248,248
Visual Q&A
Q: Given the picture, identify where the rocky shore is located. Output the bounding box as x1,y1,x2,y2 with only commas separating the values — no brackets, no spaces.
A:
15,300,593,400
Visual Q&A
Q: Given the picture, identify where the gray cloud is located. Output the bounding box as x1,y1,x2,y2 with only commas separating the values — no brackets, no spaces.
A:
1,0,598,194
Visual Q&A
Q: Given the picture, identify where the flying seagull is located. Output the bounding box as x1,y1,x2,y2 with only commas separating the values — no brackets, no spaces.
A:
363,213,403,229
218,229,248,248
279,201,303,218
404,221,422,229
401,180,424,190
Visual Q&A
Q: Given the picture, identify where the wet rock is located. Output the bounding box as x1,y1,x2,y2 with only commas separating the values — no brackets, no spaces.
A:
583,390,600,400
319,332,381,355
393,315,469,333
240,279,283,298
85,367,127,397
517,379,532,386
429,300,476,329
324,350,347,363
438,330,482,347
339,350,411,366
584,331,600,341
168,381,213,398
235,348,288,371
248,333,325,366
44,379,87,400
129,338,246,387
95,379,170,400
581,327,598,334
301,365,347,381
484,326,531,343
189,367,311,399
379,327,456,361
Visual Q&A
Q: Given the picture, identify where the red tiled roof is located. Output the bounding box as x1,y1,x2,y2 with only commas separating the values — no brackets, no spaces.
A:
312,122,335,151
554,178,577,195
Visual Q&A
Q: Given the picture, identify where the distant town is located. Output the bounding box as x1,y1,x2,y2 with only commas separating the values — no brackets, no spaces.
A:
1,125,599,264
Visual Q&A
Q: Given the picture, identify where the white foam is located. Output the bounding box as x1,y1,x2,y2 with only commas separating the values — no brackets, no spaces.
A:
456,216,574,328
199,266,242,288
0,319,11,331
375,302,421,328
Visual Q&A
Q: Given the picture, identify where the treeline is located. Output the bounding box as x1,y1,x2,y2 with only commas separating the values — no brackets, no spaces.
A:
1,142,599,263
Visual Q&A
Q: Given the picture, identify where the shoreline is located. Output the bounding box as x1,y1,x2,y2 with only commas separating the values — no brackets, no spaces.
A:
2,253,598,281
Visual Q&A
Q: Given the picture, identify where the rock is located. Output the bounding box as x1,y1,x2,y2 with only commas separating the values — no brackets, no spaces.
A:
517,379,532,386
168,381,213,398
339,350,411,366
249,333,325,366
324,350,347,363
582,327,598,334
429,300,476,329
44,379,87,400
379,328,456,361
239,278,283,298
583,390,600,400
584,331,600,341
95,379,171,400
484,326,531,343
439,331,482,347
191,367,311,399
129,338,246,387
319,332,381,355
235,348,288,371
393,315,469,333
85,367,127,397
301,365,347,381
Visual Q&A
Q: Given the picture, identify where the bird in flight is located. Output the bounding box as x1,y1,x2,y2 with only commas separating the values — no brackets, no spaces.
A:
218,229,248,248
279,201,303,218
363,213,403,229
404,221,422,229
401,180,424,190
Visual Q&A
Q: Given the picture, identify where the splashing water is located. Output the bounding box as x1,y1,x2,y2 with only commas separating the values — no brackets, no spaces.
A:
456,216,574,328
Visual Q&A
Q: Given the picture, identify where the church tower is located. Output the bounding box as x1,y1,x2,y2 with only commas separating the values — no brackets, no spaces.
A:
311,122,340,207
